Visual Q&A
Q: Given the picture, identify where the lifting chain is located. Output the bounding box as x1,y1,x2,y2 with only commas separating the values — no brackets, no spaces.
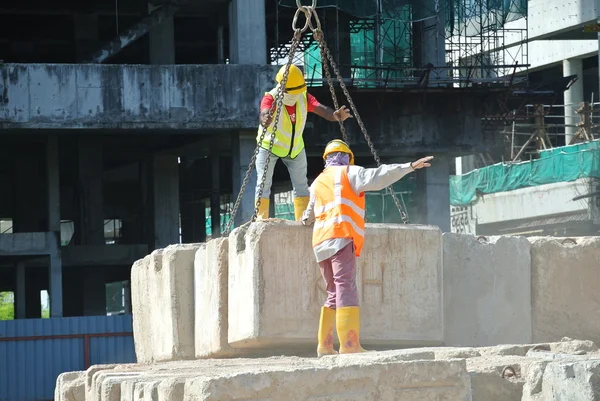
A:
224,0,409,234
224,8,311,236
308,9,410,224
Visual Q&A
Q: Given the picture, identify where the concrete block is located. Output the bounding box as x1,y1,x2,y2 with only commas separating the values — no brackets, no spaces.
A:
529,237,600,345
537,360,600,401
131,255,154,364
194,238,237,358
55,371,85,401
150,244,203,362
184,358,472,401
227,221,443,349
442,233,532,347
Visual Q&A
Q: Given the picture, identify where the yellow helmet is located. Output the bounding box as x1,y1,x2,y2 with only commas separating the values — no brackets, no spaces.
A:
276,65,306,95
322,139,354,165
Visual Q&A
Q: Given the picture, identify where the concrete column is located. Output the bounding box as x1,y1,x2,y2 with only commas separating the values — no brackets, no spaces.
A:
414,0,446,70
454,155,476,176
563,58,584,145
228,0,267,64
422,156,451,232
232,132,257,227
149,3,175,64
47,136,63,317
211,155,221,238
15,262,26,319
77,137,104,245
152,155,180,249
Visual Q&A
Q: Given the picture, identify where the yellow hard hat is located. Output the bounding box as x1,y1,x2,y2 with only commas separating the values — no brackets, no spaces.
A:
276,65,306,95
323,139,354,165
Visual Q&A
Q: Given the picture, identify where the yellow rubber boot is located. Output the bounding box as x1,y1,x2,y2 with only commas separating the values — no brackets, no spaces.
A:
317,306,338,357
293,196,310,221
336,306,368,354
256,198,269,220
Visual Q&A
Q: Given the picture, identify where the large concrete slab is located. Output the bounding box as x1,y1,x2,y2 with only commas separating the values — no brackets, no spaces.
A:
131,244,203,363
529,237,600,345
227,221,443,349
442,233,532,346
194,238,237,358
184,358,471,401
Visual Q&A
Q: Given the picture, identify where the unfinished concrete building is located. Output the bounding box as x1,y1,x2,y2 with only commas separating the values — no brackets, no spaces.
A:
0,0,561,320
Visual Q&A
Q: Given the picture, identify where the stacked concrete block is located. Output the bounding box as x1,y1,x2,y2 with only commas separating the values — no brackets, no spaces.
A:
529,237,600,345
57,339,600,401
131,244,203,363
227,221,444,349
442,233,532,346
194,237,236,358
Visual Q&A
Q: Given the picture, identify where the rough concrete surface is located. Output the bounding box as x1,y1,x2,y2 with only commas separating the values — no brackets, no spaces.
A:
131,244,203,363
57,339,600,401
131,255,154,363
529,236,600,345
227,221,444,349
194,238,236,358
54,371,85,401
151,243,202,362
442,233,532,346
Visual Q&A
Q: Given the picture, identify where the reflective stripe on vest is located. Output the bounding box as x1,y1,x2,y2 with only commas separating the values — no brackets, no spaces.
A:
312,166,366,257
256,91,307,159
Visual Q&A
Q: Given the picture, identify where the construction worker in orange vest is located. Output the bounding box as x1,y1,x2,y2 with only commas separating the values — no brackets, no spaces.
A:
256,65,352,221
301,139,434,356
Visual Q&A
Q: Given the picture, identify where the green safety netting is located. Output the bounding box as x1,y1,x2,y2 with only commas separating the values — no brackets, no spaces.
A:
450,142,600,207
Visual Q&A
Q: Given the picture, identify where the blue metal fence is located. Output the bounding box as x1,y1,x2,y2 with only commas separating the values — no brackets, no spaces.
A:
0,315,136,401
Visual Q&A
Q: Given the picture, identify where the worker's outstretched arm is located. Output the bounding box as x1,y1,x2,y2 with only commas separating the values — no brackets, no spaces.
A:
312,104,353,122
349,156,434,193
301,191,317,226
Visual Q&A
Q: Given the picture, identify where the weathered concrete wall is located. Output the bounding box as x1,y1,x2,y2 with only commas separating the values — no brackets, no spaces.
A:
0,64,278,129
529,237,600,345
227,221,444,349
443,233,532,346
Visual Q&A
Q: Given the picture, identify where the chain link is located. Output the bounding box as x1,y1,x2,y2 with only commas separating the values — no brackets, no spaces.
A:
223,30,304,235
311,21,410,224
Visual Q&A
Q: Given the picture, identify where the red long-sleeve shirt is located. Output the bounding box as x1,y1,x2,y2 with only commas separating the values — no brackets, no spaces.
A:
260,93,321,124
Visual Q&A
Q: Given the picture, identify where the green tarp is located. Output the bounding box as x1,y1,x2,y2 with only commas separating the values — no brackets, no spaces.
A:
450,142,600,207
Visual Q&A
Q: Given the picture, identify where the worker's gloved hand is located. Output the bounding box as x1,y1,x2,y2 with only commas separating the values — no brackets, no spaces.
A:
260,109,274,127
410,156,434,170
334,106,353,122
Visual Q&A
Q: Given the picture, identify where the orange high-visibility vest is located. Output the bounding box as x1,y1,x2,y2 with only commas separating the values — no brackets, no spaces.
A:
311,166,366,257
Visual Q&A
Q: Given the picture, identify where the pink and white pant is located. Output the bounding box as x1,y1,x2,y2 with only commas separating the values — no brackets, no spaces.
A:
318,242,359,308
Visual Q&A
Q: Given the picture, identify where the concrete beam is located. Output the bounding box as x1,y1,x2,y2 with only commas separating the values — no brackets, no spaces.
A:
0,232,53,256
0,64,278,130
87,2,185,63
